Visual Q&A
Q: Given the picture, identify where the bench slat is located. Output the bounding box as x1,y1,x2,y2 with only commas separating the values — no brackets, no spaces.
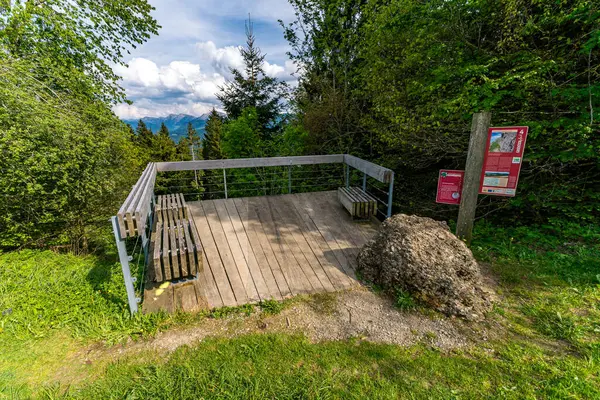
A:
153,221,163,282
162,219,172,281
169,225,180,279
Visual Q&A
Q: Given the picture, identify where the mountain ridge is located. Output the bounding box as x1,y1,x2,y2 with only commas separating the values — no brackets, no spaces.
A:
123,114,208,143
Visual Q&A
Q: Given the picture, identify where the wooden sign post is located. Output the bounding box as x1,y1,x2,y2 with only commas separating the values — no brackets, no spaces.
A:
456,112,491,244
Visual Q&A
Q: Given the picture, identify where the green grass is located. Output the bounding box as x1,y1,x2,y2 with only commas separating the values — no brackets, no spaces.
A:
1,220,600,398
471,220,600,359
39,335,599,399
0,250,167,344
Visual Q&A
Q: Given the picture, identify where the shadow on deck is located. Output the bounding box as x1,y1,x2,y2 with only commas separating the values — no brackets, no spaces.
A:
142,190,379,313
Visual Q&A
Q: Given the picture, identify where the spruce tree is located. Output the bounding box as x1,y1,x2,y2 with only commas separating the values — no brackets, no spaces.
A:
153,122,176,161
217,17,287,136
202,109,224,160
176,123,202,161
135,119,154,149
158,122,170,138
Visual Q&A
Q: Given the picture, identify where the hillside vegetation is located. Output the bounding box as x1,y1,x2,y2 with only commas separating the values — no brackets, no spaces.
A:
0,0,599,398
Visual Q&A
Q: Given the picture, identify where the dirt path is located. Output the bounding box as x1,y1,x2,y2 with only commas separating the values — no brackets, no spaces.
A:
142,288,470,352
65,287,479,384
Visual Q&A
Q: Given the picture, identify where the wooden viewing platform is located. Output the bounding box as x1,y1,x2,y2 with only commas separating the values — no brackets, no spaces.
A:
111,154,393,314
142,191,379,313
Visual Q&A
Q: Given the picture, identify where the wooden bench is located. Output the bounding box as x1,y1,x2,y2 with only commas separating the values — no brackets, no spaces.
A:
338,187,378,220
151,193,203,282
116,163,157,238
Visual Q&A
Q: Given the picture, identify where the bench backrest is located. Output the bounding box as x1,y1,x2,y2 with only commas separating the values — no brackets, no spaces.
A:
116,163,157,239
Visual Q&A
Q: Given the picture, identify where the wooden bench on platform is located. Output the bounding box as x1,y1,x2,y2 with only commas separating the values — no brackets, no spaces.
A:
338,187,378,220
116,163,157,238
151,193,203,282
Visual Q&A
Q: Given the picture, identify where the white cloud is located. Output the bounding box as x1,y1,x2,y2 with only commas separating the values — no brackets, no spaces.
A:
114,100,219,120
197,41,244,76
114,44,298,118
115,57,226,102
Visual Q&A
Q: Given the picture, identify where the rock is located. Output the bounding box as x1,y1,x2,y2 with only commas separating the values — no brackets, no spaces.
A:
357,214,494,320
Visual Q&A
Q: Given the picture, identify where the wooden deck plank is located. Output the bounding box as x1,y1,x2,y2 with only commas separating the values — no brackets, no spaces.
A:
192,272,211,310
187,202,237,307
143,282,175,314
265,196,324,292
234,197,289,299
268,196,336,292
306,192,362,269
295,192,358,279
329,189,378,241
213,199,261,303
224,198,274,301
174,282,198,312
251,196,311,295
202,200,248,304
318,191,375,248
199,248,223,309
282,195,354,290
288,193,356,286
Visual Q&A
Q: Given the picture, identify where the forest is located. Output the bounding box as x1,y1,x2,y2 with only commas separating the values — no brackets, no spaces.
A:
1,0,598,252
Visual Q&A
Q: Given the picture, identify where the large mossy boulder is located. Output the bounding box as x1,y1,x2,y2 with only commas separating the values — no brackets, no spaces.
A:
357,214,493,320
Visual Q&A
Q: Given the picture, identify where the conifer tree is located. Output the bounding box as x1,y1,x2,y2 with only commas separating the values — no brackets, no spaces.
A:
217,17,287,136
158,122,170,138
153,122,176,161
202,109,224,160
135,119,154,149
176,122,202,161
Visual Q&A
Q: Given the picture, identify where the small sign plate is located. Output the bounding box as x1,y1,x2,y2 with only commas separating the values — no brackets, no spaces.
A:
436,170,465,205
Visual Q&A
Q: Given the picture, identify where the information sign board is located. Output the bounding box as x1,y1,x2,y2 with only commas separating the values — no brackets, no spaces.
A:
479,126,528,196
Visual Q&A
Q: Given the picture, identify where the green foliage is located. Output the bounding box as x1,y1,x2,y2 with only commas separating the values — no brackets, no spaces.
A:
275,120,309,156
223,107,263,159
153,122,177,161
259,299,285,315
286,0,600,223
218,18,288,136
0,0,158,249
176,122,202,161
0,56,141,249
0,0,159,103
395,288,417,311
202,109,224,161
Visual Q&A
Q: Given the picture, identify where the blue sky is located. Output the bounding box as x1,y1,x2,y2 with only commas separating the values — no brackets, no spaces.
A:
113,0,297,119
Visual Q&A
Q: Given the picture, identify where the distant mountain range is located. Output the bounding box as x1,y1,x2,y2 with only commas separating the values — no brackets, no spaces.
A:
123,114,208,143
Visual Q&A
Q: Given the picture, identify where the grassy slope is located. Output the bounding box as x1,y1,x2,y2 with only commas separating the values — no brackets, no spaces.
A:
1,221,599,398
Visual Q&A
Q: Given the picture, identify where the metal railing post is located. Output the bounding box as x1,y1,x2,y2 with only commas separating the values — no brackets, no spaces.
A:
111,216,139,315
288,165,292,194
362,172,367,191
345,164,350,188
387,173,395,218
223,168,228,199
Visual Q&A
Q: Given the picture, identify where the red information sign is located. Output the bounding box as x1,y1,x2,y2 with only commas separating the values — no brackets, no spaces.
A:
479,126,528,197
436,170,465,205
